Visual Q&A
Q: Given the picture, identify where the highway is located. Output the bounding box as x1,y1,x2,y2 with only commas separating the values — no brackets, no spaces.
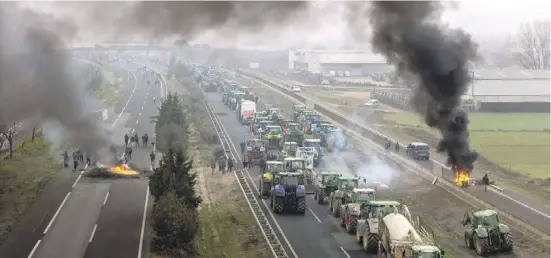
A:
0,60,161,258
245,71,551,236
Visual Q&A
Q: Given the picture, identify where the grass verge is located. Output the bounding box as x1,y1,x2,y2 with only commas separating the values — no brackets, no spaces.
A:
0,134,59,244
91,65,131,108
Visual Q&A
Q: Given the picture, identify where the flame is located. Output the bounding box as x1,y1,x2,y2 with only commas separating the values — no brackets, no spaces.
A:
453,165,471,187
109,163,139,175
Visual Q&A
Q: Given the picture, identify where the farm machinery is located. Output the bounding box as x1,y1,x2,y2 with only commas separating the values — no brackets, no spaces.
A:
269,172,307,214
462,209,513,256
328,176,360,217
339,188,377,233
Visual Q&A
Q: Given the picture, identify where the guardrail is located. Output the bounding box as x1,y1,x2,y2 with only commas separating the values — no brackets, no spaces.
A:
237,70,551,249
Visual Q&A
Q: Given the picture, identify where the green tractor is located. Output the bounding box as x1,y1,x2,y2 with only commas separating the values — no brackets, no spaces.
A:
258,161,283,198
328,176,360,217
284,123,304,146
462,209,513,256
281,141,298,158
263,125,283,150
314,172,341,204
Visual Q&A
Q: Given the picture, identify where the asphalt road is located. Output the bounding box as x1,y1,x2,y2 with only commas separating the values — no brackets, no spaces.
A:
1,61,159,258
0,61,134,258
204,92,369,258
256,73,551,234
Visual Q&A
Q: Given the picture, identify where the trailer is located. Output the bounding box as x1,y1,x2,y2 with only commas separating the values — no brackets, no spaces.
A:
239,100,256,125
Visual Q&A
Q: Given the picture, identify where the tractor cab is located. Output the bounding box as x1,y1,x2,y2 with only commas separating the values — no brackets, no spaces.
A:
338,176,359,192
320,172,340,188
258,120,274,133
349,188,376,204
462,209,513,256
254,112,266,121
282,142,298,157
266,161,284,174
276,172,305,185
283,157,306,172
246,138,265,164
268,107,282,116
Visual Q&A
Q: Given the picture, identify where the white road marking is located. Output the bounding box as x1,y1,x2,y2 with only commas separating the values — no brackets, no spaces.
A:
137,185,150,258
339,246,352,258
141,106,144,110
253,74,551,219
72,174,82,188
112,72,138,128
205,101,299,258
139,112,142,117
308,208,322,223
43,192,71,234
27,240,41,258
103,192,110,206
89,224,98,243
135,120,139,125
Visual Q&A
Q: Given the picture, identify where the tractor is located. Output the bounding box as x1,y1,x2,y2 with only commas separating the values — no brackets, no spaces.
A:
269,172,307,214
283,123,304,146
281,142,298,158
283,157,314,193
263,125,283,150
268,107,283,125
246,138,265,165
313,172,341,204
328,176,359,217
462,209,513,256
340,188,376,234
356,200,408,253
303,138,323,167
258,161,283,198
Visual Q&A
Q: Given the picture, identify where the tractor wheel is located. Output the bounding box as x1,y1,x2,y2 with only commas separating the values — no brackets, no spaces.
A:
474,235,490,257
502,233,513,252
363,233,378,253
317,192,324,204
296,198,306,214
347,218,358,234
332,199,342,217
464,232,474,249
272,198,283,214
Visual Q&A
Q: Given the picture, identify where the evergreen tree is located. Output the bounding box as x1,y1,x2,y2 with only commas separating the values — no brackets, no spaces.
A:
149,148,202,210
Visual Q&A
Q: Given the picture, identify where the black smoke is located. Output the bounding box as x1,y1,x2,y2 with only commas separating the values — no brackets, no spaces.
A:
368,1,478,170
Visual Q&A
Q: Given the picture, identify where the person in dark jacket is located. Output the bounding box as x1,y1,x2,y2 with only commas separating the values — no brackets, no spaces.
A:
219,156,227,173
259,157,267,173
240,141,246,154
482,173,489,192
72,152,79,171
124,133,129,146
248,154,254,168
210,158,216,175
62,151,69,168
227,157,234,173
395,142,400,153
242,154,248,168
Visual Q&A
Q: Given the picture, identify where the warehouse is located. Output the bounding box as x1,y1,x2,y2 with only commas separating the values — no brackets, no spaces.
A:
464,69,550,112
288,49,392,76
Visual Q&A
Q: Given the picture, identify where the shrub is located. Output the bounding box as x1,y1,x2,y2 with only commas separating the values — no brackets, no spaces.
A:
151,191,198,257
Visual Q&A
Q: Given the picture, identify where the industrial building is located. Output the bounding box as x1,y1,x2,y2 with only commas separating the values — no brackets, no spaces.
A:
288,49,392,76
464,69,550,112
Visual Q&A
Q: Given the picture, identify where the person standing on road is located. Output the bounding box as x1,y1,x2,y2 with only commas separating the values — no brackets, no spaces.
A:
240,141,246,154
72,151,79,171
62,151,69,168
227,157,234,173
150,151,156,169
242,154,248,168
395,142,400,153
482,173,489,192
247,154,254,169
124,133,129,146
134,133,140,147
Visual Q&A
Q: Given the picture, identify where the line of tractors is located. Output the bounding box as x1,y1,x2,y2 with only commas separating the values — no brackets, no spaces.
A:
184,63,516,257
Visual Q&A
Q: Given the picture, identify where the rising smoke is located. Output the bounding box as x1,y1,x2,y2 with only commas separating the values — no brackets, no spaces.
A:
367,1,479,170
0,3,111,159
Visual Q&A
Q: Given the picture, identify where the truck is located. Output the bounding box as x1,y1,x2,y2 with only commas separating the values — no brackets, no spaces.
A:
269,172,307,214
462,209,513,256
377,212,445,257
239,100,256,125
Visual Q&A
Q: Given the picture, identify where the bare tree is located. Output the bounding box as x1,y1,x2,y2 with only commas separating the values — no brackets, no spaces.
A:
514,20,550,70
0,120,18,158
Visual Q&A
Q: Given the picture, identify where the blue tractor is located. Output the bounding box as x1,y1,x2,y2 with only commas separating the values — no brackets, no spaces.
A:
270,172,307,214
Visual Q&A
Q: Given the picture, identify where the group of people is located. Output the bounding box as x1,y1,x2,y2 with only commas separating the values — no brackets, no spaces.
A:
124,133,149,148
210,154,234,175
384,138,400,153
239,140,267,172
62,149,92,171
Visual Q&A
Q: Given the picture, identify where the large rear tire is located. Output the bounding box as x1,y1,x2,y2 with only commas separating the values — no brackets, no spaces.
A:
347,217,358,234
332,199,342,217
317,192,324,204
364,233,378,253
296,198,306,214
272,198,283,214
474,235,491,257
465,232,474,249
502,233,513,252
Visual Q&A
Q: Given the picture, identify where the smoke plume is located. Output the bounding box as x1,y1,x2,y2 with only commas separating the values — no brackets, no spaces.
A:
368,1,479,170
0,3,111,158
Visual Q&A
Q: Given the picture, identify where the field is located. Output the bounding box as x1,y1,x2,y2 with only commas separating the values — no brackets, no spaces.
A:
383,111,551,179
0,135,60,245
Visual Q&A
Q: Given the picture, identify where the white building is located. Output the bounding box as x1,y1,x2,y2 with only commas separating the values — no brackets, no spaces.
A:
288,49,392,76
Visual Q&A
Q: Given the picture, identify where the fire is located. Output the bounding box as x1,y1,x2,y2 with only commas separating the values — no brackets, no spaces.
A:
109,163,139,175
453,165,471,187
